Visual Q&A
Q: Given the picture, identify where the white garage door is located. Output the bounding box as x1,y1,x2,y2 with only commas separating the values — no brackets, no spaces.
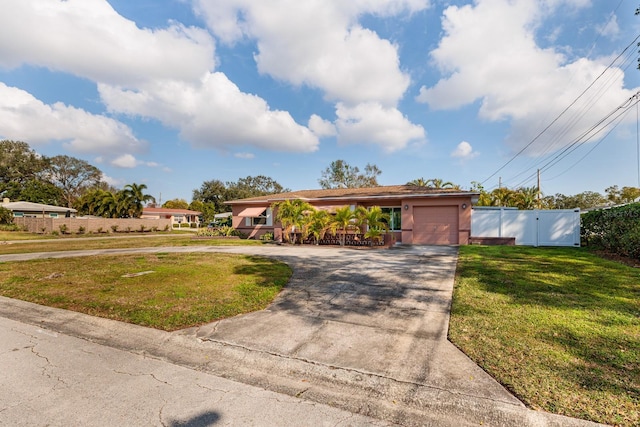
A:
413,206,459,245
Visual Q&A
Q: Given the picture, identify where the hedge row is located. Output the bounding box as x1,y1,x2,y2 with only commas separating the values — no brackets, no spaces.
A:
581,203,640,259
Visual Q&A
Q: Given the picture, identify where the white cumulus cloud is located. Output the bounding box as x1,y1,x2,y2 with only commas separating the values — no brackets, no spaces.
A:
308,114,337,138
0,83,146,155
451,141,478,160
98,72,320,153
0,0,215,86
416,0,637,156
194,0,426,106
0,0,321,155
335,102,426,152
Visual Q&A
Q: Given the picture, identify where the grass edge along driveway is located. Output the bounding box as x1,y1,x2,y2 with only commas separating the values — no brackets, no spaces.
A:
0,252,291,331
450,245,639,427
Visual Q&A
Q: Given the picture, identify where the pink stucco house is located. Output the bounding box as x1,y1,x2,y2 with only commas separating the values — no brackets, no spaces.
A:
141,207,202,227
226,185,480,245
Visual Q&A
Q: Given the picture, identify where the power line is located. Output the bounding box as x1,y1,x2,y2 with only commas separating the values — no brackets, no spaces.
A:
481,32,640,186
511,91,640,188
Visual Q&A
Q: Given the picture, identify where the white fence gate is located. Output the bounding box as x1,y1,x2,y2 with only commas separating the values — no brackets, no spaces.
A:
471,208,581,247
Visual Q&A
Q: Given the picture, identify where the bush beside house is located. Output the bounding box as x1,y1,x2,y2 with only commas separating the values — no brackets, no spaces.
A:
581,203,640,259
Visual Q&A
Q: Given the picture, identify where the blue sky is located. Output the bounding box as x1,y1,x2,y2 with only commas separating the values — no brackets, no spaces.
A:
1,0,640,203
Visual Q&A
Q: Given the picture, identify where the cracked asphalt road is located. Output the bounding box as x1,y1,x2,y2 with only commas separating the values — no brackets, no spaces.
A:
0,315,391,427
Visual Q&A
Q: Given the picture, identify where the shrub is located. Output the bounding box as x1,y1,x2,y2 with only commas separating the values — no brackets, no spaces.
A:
111,225,119,233
0,207,13,225
59,224,69,235
77,226,85,234
0,224,20,231
139,224,146,233
581,203,640,259
260,232,274,241
163,224,170,231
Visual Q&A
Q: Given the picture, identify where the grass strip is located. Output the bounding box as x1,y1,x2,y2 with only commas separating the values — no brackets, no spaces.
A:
450,245,639,426
0,253,291,331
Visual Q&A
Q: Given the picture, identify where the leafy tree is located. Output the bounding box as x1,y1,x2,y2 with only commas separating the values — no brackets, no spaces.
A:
0,206,13,225
188,200,216,224
602,185,640,205
192,179,229,213
318,160,381,189
122,183,155,218
46,155,102,208
2,179,64,205
193,176,288,212
0,140,48,191
226,175,288,200
544,191,607,210
162,199,189,209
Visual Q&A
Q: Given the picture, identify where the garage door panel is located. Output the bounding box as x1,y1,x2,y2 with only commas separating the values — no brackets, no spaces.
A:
413,206,458,245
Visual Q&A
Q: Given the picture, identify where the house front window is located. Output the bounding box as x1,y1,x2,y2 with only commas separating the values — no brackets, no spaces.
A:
252,209,268,225
243,208,273,226
381,207,402,231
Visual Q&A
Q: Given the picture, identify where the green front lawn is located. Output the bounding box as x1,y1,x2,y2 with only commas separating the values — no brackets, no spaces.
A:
0,253,291,331
451,246,639,426
0,234,263,255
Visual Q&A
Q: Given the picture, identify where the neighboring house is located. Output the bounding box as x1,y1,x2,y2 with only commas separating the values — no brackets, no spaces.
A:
225,185,480,245
0,198,76,218
141,207,202,227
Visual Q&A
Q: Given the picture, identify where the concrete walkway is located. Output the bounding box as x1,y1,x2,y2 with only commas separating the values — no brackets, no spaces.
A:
0,245,605,426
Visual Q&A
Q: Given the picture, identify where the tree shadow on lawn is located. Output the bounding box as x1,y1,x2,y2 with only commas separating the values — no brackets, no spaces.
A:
454,246,639,424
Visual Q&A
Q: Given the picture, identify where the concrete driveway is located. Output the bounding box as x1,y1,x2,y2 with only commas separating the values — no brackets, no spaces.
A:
0,244,602,426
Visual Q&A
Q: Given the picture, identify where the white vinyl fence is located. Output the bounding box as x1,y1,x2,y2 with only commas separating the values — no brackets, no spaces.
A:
471,208,580,247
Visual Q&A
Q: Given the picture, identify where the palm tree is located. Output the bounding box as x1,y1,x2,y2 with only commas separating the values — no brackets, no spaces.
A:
426,178,456,189
332,205,357,246
355,206,390,245
99,191,127,218
490,187,516,207
515,186,539,210
122,183,155,218
407,178,429,187
272,199,314,243
305,209,333,245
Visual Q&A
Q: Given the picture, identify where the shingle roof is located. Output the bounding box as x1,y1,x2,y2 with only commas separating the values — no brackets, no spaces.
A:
226,185,477,204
